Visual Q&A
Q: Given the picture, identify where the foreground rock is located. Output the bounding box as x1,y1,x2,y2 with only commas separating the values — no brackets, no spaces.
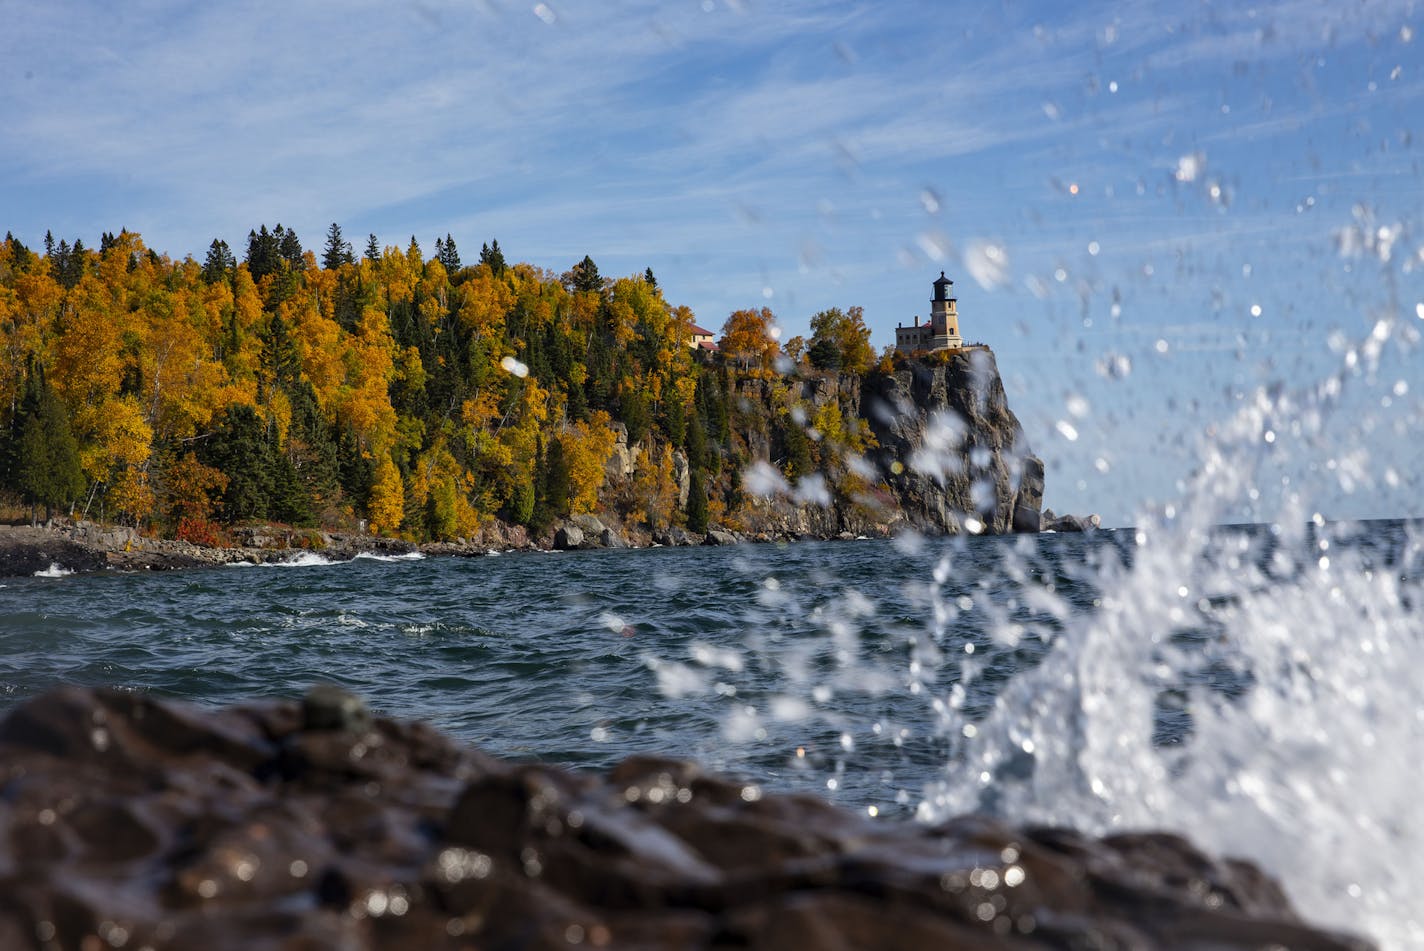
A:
0,688,1367,950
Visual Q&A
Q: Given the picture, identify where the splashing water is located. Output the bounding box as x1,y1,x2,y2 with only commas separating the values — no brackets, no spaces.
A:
691,312,1421,944
917,314,1422,946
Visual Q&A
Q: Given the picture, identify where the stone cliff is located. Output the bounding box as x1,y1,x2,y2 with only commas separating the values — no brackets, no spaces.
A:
724,349,1044,539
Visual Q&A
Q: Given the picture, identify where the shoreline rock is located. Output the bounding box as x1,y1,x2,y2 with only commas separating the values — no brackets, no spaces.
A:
0,687,1370,951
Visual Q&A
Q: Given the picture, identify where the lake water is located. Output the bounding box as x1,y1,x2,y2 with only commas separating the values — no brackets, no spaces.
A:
1,521,1420,946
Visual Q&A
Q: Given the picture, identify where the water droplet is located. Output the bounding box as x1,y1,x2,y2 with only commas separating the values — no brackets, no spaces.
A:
1087,241,1100,256
916,231,951,262
499,355,529,378
964,240,1010,289
1055,420,1079,441
532,3,556,24
1175,152,1205,183
1250,303,1262,317
920,188,942,214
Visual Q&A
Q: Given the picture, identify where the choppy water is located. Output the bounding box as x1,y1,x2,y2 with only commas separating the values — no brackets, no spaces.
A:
1,521,1420,945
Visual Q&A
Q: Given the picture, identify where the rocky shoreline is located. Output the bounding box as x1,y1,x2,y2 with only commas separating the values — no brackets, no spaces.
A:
0,505,1108,578
0,515,901,578
0,686,1369,950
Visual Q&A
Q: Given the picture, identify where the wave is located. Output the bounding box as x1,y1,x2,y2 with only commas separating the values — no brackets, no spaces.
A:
353,551,425,563
32,563,74,578
264,552,341,568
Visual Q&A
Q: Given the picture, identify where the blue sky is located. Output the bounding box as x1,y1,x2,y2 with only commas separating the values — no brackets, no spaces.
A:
2,0,1420,524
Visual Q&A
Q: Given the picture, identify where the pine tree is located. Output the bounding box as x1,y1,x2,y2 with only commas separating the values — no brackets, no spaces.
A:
686,468,708,533
199,404,274,522
644,267,657,288
278,226,305,270
322,222,353,270
59,238,86,288
479,240,506,276
569,255,603,293
246,226,280,281
437,233,461,272
12,366,84,523
203,239,235,283
43,230,55,259
364,233,381,262
544,436,571,521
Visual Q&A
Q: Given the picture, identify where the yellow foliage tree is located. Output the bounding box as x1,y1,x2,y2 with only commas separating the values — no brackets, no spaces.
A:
367,457,405,534
561,410,619,515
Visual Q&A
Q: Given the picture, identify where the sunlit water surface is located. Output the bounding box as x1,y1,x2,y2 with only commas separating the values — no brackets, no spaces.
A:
1,521,1420,945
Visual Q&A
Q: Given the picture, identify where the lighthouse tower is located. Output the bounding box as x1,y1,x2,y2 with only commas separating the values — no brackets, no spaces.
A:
929,272,962,350
895,273,967,355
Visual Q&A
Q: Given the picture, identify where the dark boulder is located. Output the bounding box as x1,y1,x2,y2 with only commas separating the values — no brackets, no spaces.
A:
553,524,585,550
0,687,1369,950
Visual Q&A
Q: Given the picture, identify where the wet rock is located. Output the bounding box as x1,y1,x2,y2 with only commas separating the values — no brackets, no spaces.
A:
1012,506,1041,533
570,514,608,539
302,685,372,732
1041,509,1100,533
553,524,584,550
703,529,739,546
652,528,699,547
0,528,107,577
0,688,1368,951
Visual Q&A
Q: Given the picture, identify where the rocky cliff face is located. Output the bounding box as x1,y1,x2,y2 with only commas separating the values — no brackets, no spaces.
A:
863,349,1044,535
731,349,1044,538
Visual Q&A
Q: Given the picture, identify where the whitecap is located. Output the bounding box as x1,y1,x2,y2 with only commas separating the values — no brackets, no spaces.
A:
33,563,73,578
352,551,425,563
265,552,339,568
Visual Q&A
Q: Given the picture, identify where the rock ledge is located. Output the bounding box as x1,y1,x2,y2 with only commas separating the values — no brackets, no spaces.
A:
0,687,1368,950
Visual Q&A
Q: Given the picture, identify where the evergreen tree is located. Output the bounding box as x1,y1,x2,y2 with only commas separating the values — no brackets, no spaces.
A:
544,436,571,521
246,226,280,281
258,314,301,397
43,230,55,259
203,239,235,283
569,255,603,294
12,366,85,523
199,404,273,522
278,225,305,270
364,233,381,262
322,222,354,270
686,468,708,533
782,416,812,479
59,238,86,288
337,424,374,508
686,412,707,471
479,239,506,276
437,233,461,272
644,267,657,288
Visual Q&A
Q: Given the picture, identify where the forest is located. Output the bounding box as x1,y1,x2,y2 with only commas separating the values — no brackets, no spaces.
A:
0,226,882,543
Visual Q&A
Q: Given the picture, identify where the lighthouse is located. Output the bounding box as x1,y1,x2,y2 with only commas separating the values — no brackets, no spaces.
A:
895,272,965,355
